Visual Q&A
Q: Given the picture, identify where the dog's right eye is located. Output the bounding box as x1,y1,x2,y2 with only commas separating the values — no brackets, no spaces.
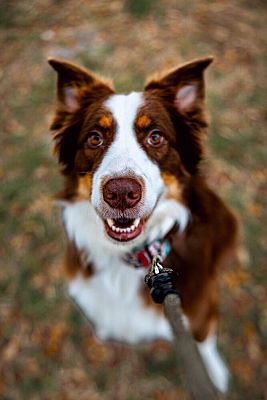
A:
85,131,104,149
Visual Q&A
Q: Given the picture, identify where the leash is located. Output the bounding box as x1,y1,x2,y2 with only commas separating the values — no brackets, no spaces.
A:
145,256,223,400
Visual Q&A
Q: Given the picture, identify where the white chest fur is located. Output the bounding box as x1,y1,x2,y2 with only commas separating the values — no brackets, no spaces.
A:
68,265,172,343
62,198,188,343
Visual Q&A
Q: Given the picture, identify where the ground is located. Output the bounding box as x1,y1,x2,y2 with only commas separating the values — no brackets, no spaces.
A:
0,1,266,399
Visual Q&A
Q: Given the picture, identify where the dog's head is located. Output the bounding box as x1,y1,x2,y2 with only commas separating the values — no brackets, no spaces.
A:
49,57,212,244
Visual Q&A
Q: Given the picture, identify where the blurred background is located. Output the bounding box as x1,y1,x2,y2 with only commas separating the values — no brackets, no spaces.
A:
0,1,266,399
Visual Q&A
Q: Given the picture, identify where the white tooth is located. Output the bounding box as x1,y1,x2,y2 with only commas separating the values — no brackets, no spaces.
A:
115,227,120,233
133,218,140,227
126,228,131,233
112,226,116,231
130,225,135,231
107,218,114,227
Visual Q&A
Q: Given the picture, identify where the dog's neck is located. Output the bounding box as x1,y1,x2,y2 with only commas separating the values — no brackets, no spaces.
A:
62,195,189,273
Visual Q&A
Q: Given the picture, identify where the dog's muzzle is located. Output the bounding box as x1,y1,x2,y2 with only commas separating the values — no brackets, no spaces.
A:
101,176,146,242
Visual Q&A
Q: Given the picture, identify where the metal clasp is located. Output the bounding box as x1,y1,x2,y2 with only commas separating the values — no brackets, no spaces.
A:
144,255,174,285
151,255,164,274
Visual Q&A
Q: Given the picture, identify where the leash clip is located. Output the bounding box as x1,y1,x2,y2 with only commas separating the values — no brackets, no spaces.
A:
144,255,179,304
145,255,174,282
151,255,164,274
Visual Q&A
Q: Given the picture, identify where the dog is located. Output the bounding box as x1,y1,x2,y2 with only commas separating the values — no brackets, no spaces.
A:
48,56,238,393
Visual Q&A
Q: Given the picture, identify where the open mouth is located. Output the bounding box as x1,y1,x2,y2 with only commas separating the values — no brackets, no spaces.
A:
104,217,144,242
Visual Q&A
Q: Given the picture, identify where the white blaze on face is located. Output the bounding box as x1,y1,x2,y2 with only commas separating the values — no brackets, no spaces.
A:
91,92,164,218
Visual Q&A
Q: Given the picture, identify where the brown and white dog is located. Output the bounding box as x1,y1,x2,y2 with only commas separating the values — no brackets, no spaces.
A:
48,57,238,393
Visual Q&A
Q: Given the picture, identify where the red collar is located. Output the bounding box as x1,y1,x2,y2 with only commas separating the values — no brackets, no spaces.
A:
122,223,179,269
123,239,171,269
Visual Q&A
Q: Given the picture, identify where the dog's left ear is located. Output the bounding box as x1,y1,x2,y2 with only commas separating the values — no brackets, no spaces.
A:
145,57,213,174
145,57,213,114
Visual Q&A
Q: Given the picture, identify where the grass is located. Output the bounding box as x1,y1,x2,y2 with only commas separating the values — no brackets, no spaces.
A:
0,1,266,399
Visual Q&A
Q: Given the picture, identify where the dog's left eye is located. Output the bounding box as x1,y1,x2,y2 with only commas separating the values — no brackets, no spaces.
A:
146,130,164,147
86,131,104,149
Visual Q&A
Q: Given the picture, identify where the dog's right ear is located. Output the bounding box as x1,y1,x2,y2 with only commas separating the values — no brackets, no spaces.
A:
48,58,114,116
48,59,114,174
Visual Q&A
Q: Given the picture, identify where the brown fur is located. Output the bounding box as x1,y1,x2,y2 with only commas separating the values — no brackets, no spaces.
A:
165,176,238,340
136,115,152,129
64,240,94,279
99,115,113,128
76,174,93,200
161,172,184,202
48,58,115,176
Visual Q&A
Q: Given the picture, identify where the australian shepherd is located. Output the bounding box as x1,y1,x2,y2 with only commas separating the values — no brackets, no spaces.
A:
48,56,238,393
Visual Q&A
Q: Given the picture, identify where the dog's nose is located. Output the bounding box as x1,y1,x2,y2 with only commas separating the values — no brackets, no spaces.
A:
103,178,142,210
